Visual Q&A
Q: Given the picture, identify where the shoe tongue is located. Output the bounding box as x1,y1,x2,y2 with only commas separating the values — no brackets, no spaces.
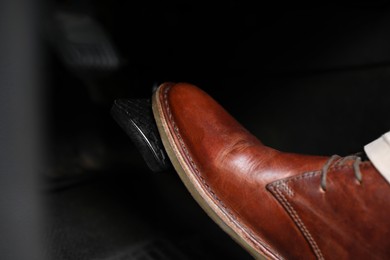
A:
364,132,390,185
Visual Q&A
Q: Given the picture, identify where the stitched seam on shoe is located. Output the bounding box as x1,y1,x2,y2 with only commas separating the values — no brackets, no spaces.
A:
270,171,321,186
162,85,283,260
269,162,367,191
268,172,325,259
268,178,324,260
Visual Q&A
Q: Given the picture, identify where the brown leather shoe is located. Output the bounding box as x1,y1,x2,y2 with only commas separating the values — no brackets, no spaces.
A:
152,82,390,259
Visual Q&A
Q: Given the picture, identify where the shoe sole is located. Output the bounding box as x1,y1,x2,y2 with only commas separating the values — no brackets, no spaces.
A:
152,85,269,260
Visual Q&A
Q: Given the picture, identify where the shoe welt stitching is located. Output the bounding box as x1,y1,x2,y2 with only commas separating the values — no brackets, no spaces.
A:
268,173,325,260
162,85,284,260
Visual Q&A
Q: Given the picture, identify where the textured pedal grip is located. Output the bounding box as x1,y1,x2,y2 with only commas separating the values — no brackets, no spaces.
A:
111,98,171,172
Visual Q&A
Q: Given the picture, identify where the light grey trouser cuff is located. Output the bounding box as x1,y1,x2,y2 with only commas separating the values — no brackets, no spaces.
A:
364,131,390,184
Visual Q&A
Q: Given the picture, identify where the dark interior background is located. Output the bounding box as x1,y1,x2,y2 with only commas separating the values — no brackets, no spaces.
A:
2,1,390,259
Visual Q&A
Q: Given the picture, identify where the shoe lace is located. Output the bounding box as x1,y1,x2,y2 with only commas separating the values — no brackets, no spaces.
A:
320,154,362,191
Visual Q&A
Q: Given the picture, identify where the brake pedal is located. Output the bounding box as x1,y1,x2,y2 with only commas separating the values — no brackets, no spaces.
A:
111,98,171,173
